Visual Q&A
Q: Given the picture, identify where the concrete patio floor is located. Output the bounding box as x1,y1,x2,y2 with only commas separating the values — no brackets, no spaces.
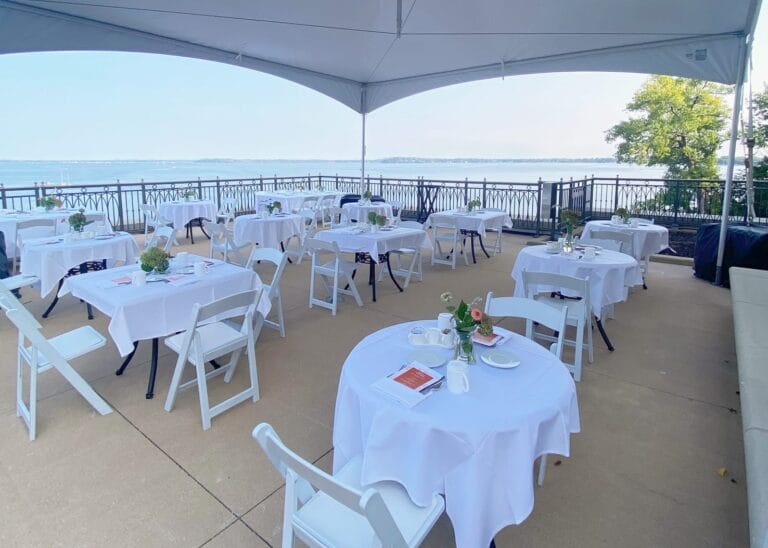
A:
0,231,747,547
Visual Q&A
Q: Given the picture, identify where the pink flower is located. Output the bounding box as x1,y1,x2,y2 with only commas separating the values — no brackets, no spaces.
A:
470,308,483,321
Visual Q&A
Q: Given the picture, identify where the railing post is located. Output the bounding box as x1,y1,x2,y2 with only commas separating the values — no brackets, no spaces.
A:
116,180,125,231
549,181,559,241
35,183,42,201
379,175,384,197
464,179,469,205
216,177,221,209
535,178,542,237
482,178,487,207
197,177,203,200
673,180,680,226
141,182,147,205
335,174,339,191
0,184,6,209
259,175,264,191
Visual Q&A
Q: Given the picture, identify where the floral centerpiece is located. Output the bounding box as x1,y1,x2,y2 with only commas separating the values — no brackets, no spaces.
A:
441,292,491,364
375,214,387,227
181,189,197,201
614,207,630,224
467,199,482,212
38,196,62,211
367,211,378,227
559,209,581,253
68,209,91,233
362,190,373,204
267,201,282,215
140,247,170,273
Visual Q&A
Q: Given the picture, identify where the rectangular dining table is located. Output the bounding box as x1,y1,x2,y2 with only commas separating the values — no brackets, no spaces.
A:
59,255,269,398
315,226,429,301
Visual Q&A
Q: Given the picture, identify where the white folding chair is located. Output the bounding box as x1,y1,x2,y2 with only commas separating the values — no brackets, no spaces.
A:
139,203,172,240
164,288,264,430
306,238,363,315
377,220,424,288
430,215,468,269
293,209,318,264
145,225,177,253
483,291,569,487
0,283,112,440
246,247,289,338
585,228,644,289
484,207,505,255
483,292,568,359
205,220,250,265
216,197,238,228
317,195,337,227
299,196,319,213
253,423,445,548
328,206,350,229
521,271,594,382
2,274,40,291
12,218,57,274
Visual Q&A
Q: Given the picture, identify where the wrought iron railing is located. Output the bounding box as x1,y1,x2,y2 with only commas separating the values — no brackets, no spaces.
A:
1,174,765,236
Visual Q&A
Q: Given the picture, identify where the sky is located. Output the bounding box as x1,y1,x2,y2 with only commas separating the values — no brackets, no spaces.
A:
1,9,768,161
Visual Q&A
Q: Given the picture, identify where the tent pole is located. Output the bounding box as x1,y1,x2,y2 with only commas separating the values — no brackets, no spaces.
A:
360,113,367,195
714,45,748,286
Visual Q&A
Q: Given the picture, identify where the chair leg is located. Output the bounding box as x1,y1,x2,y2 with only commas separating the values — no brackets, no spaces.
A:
345,272,364,307
331,273,339,316
276,292,286,338
164,355,187,413
573,320,584,382
587,315,595,364
308,265,316,309
29,363,38,441
194,359,212,431
16,350,23,419
223,349,243,383
246,333,260,402
537,455,548,486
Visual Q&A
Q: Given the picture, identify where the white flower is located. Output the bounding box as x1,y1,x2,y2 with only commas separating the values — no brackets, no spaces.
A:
440,291,453,303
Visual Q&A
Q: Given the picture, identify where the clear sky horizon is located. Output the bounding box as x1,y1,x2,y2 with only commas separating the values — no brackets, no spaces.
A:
2,8,768,162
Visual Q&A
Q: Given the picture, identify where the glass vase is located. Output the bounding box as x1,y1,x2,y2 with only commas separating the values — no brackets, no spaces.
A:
455,329,476,364
562,226,574,254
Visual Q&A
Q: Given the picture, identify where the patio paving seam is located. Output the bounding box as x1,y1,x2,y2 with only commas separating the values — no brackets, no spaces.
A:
586,368,739,413
198,517,271,547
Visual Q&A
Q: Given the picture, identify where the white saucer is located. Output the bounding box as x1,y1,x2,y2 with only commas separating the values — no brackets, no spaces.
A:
408,348,447,368
481,350,521,369
545,247,560,254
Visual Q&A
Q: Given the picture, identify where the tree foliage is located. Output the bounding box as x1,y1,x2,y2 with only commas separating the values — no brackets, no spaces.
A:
750,85,768,179
606,76,730,179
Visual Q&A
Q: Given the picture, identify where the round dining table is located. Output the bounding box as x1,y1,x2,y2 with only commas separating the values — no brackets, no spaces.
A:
581,220,669,261
342,202,393,222
333,320,580,548
232,213,304,249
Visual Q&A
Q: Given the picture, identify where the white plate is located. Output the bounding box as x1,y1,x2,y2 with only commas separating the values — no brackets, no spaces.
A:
407,348,448,368
544,247,560,254
481,350,521,369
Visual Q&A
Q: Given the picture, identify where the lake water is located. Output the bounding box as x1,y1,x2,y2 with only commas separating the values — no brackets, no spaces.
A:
0,159,668,187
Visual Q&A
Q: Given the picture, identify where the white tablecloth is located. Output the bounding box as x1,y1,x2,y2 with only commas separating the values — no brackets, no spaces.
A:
511,245,643,318
59,256,269,356
426,209,513,236
342,202,393,222
21,233,139,297
581,220,669,261
0,209,111,256
315,226,429,262
232,213,304,248
333,320,580,548
255,191,341,213
157,200,216,230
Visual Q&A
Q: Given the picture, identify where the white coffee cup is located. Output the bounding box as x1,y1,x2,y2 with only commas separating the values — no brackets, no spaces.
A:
611,215,620,225
584,247,596,260
437,312,453,331
546,241,559,252
447,360,470,394
193,261,206,276
176,252,189,267
425,329,441,345
630,218,640,228
131,270,146,287
557,237,565,249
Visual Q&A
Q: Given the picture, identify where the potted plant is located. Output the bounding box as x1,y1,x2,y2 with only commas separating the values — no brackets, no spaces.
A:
68,209,91,233
559,209,581,253
614,207,630,224
140,247,170,274
362,190,373,204
441,291,487,364
38,196,62,211
375,214,387,228
467,199,482,212
267,201,282,215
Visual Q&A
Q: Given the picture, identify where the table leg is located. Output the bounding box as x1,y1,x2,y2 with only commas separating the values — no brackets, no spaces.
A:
280,241,294,264
145,338,159,399
185,221,195,244
476,231,491,258
385,253,403,293
595,317,615,352
198,217,211,239
42,278,64,318
469,232,477,263
116,341,139,375
369,261,377,302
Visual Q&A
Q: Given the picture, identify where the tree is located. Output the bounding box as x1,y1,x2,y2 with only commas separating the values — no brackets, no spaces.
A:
606,76,730,180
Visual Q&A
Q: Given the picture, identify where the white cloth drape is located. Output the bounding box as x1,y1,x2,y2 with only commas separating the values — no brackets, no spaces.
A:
157,200,216,230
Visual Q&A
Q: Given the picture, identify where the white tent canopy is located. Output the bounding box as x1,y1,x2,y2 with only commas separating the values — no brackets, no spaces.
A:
0,0,760,113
